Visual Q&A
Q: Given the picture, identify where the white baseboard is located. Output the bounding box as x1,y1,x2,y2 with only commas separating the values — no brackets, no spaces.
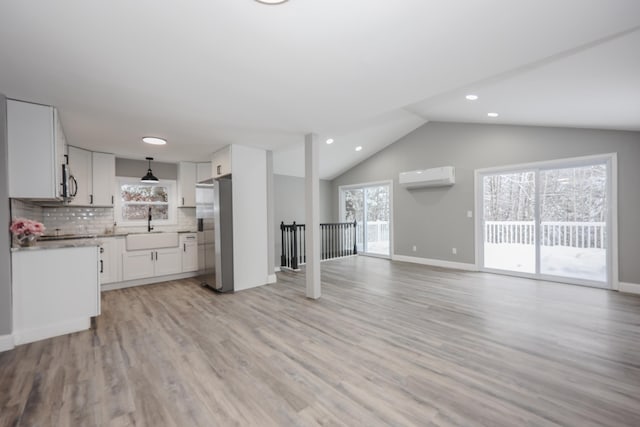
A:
274,266,281,272
101,271,200,291
267,274,277,284
13,317,90,346
619,282,640,295
392,254,478,272
0,334,14,352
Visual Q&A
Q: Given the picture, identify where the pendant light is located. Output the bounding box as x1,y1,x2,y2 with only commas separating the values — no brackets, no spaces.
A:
141,157,159,183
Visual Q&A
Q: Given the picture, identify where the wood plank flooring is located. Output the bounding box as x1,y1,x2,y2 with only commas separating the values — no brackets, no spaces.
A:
2,256,640,426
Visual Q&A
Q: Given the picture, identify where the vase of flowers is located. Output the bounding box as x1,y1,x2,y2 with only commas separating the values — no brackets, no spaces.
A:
10,218,46,247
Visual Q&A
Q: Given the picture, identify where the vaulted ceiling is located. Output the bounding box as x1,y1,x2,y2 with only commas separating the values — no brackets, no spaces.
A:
1,1,638,179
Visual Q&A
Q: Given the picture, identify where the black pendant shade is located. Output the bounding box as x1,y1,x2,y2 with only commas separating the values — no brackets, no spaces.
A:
141,157,159,183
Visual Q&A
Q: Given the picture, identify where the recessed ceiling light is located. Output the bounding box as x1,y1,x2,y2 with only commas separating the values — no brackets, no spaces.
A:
465,94,479,101
142,137,167,145
326,138,334,145
355,146,363,152
487,112,499,118
255,0,288,4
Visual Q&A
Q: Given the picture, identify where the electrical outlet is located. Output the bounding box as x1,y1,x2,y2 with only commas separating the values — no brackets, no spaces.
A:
467,210,473,218
452,248,457,255
412,245,417,252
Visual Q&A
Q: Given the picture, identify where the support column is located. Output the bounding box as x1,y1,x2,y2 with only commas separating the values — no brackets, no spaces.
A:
305,133,321,299
266,150,276,283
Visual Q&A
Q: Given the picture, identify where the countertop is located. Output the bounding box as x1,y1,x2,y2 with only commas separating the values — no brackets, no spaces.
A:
11,240,101,252
38,230,198,241
12,230,198,251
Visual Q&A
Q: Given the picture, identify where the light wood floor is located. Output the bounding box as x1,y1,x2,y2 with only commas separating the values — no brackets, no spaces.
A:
2,256,640,426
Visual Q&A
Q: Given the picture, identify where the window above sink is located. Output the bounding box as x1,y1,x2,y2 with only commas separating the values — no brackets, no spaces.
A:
115,177,177,227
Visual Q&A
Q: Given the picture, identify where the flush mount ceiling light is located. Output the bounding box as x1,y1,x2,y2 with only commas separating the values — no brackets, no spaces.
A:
355,146,363,152
142,137,167,145
465,94,479,101
255,0,288,4
141,157,159,183
487,112,499,118
326,138,334,145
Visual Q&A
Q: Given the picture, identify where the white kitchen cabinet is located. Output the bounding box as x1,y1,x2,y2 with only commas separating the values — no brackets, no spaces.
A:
181,233,198,272
12,246,100,345
99,237,122,285
211,146,231,178
177,161,197,207
122,247,182,280
68,147,115,207
154,247,183,276
196,162,212,183
92,152,116,206
7,99,66,199
68,146,92,205
122,250,156,280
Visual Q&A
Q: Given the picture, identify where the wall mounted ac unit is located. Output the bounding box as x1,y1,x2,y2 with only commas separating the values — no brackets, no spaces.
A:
399,166,455,188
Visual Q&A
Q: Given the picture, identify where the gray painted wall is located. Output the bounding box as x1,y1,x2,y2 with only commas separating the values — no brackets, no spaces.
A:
116,158,177,179
332,122,640,284
274,174,334,266
0,95,12,335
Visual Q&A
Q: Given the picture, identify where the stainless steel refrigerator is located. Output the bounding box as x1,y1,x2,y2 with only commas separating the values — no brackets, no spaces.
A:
196,177,233,292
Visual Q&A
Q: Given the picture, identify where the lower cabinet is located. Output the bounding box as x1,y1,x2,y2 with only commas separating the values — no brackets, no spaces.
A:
99,237,122,285
12,246,100,345
181,233,198,272
122,247,182,280
155,247,183,276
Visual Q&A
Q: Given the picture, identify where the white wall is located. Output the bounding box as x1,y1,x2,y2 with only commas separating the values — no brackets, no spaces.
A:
0,95,12,338
332,121,640,284
231,145,269,290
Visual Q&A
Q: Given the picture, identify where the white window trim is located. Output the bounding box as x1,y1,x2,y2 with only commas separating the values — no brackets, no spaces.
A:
115,177,178,227
473,152,618,290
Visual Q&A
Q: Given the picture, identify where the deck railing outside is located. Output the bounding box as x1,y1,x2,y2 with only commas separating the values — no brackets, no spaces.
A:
484,221,606,249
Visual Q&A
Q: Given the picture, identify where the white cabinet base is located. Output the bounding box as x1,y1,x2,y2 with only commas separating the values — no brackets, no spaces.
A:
101,271,200,292
14,318,90,346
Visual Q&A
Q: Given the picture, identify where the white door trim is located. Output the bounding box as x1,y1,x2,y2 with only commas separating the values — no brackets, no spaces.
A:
338,180,393,259
474,152,618,290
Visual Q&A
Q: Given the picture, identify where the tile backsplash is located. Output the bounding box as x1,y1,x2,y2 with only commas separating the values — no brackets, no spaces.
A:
10,200,44,224
43,206,115,236
10,200,197,236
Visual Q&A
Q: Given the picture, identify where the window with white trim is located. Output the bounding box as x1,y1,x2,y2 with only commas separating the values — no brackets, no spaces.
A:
116,178,177,226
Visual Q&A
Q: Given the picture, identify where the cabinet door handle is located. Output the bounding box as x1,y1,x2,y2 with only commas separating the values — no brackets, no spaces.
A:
151,252,154,261
90,194,94,205
111,195,114,205
217,165,221,175
184,243,186,252
182,197,185,206
100,260,104,273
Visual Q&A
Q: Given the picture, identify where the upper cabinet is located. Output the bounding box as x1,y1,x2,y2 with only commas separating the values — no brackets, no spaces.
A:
67,146,115,206
211,146,231,178
91,152,115,206
177,161,196,207
7,100,66,199
196,162,212,183
67,146,92,205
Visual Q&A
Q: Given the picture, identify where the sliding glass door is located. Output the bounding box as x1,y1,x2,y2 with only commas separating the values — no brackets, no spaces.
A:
341,183,391,257
483,170,536,273
478,155,613,288
539,165,608,282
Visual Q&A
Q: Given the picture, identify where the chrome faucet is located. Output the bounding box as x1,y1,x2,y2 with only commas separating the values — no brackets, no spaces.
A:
148,207,154,232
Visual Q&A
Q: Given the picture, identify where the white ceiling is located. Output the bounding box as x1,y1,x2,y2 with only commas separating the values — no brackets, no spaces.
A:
0,1,638,179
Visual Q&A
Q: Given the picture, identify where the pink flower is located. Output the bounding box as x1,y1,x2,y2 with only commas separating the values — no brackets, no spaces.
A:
10,218,46,236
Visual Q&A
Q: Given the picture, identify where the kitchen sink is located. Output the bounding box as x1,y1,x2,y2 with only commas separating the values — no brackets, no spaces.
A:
126,232,179,251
